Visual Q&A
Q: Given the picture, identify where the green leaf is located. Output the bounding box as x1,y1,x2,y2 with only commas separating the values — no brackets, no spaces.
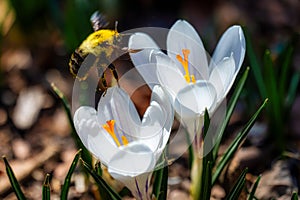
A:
42,174,51,200
152,164,168,200
244,27,267,98
80,159,122,200
201,161,212,200
213,67,250,161
61,149,81,200
247,175,261,200
264,50,284,151
201,110,213,199
291,192,298,200
187,133,194,170
95,161,103,177
193,110,212,200
2,156,26,200
286,73,300,110
226,168,248,200
212,99,268,185
51,83,92,166
278,46,293,104
264,50,281,122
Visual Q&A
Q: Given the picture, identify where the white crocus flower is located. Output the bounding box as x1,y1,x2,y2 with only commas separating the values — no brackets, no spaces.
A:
74,85,173,200
129,20,245,137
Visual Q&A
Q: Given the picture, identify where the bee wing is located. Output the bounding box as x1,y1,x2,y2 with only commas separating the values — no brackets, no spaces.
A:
90,11,109,31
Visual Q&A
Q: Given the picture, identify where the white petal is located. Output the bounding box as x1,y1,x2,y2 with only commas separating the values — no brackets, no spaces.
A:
210,25,245,75
110,171,151,200
150,85,174,153
138,101,166,153
129,33,161,89
108,141,155,176
155,52,188,101
108,142,154,199
73,106,118,165
129,32,159,51
151,85,174,133
209,55,235,102
97,87,140,137
174,81,217,118
167,20,209,80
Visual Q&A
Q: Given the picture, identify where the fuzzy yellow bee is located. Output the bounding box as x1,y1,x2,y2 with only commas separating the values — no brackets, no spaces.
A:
69,12,131,95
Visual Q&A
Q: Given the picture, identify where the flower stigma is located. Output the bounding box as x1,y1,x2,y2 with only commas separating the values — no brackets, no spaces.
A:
102,120,128,147
176,49,196,84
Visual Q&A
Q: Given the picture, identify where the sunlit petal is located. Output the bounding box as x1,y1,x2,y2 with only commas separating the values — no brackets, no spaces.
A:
209,55,235,101
129,33,161,89
167,20,209,80
73,106,118,165
154,52,188,101
174,80,217,118
97,87,140,137
210,25,245,75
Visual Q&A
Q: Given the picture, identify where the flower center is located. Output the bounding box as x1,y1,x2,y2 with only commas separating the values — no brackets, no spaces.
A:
102,120,129,147
176,49,196,83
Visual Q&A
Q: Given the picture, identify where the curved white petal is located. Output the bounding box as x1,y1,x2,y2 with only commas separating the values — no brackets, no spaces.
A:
110,171,151,200
167,20,209,80
73,106,118,165
97,87,140,137
108,142,154,199
129,33,161,89
174,81,217,118
154,52,187,101
150,85,174,134
210,25,245,76
150,85,174,154
209,55,235,102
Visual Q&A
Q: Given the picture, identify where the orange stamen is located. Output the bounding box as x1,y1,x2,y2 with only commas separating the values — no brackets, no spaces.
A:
121,136,129,146
176,49,196,83
102,120,121,147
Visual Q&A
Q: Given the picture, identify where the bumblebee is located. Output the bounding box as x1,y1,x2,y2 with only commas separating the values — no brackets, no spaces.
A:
69,12,127,95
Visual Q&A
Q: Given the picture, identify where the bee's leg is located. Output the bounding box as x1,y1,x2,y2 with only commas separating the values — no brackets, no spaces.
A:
108,64,119,87
98,72,108,96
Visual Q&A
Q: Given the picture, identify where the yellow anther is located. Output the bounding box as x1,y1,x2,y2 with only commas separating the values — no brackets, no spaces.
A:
121,136,129,146
191,75,196,83
102,120,130,147
176,49,196,83
184,75,190,83
102,120,121,147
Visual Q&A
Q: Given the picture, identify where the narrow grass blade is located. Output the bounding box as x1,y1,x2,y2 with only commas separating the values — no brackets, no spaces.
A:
264,50,282,123
286,73,300,110
193,110,212,200
291,192,298,200
152,164,168,200
80,159,122,200
244,27,267,98
212,99,268,185
201,161,212,200
202,111,213,199
278,46,293,103
247,175,261,200
51,83,92,166
213,67,250,161
226,168,248,200
95,161,102,177
2,156,26,200
61,149,81,200
42,174,51,200
264,50,284,151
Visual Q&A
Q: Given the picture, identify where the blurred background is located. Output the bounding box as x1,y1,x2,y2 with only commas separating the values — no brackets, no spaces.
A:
0,0,300,199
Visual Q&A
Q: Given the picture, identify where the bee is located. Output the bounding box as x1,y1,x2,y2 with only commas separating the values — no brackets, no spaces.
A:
69,11,136,95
